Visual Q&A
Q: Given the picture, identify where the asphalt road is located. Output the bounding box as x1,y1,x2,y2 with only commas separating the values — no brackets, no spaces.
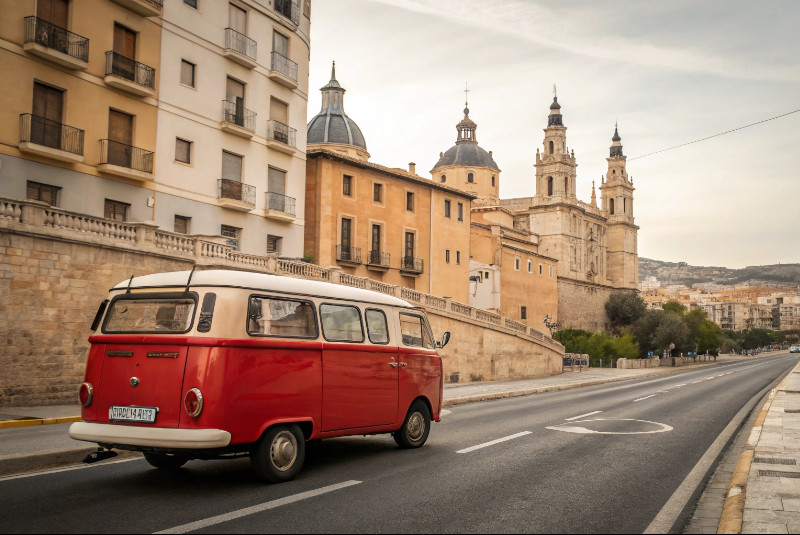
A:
0,354,796,534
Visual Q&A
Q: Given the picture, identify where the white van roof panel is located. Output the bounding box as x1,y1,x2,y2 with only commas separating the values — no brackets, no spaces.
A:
112,269,414,308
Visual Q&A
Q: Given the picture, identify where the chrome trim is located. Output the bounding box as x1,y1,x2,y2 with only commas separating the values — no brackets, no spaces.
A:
80,383,93,407
184,387,203,417
69,422,231,449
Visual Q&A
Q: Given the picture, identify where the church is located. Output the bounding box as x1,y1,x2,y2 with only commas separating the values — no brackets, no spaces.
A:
305,64,638,333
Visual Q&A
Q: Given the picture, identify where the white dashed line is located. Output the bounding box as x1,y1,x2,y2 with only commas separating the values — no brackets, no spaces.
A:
456,431,532,454
633,394,657,402
565,411,602,421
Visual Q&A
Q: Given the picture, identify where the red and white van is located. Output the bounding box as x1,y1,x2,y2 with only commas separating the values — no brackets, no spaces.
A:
69,269,449,482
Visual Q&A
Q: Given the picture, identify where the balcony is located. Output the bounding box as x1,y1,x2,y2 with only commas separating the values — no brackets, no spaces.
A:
266,120,297,154
104,51,156,97
400,255,424,276
264,192,296,222
110,0,162,17
223,28,257,69
268,51,298,89
274,0,300,25
336,245,361,265
218,178,255,212
18,114,84,163
367,250,390,272
220,100,256,138
98,139,153,181
23,17,88,70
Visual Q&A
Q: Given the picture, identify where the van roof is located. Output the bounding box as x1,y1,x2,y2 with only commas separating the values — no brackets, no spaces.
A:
112,269,414,308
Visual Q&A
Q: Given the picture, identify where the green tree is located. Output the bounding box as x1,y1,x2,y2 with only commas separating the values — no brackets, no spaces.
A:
605,291,647,329
652,312,692,354
662,300,687,315
633,309,665,356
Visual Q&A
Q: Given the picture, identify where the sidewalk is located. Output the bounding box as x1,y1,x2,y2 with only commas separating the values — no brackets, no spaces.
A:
0,352,795,535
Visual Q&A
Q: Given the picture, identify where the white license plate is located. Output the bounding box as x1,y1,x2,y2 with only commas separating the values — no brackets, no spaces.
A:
109,406,158,423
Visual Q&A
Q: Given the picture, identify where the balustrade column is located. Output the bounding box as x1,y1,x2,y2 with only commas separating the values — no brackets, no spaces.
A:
20,201,48,226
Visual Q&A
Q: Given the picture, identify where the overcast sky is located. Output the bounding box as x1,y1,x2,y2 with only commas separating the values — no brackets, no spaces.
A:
306,0,800,270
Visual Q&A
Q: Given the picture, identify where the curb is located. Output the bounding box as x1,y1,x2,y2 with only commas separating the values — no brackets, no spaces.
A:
0,416,81,429
716,361,799,534
0,447,142,478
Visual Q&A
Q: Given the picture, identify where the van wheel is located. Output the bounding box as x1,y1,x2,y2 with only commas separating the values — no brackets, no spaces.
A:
143,452,188,470
251,424,305,483
394,400,431,449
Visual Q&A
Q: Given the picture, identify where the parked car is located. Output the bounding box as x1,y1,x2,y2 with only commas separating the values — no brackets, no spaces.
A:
790,346,800,353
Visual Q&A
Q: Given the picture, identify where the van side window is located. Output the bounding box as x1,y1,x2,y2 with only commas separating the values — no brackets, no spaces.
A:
247,296,317,338
399,313,435,349
320,304,364,342
365,309,389,344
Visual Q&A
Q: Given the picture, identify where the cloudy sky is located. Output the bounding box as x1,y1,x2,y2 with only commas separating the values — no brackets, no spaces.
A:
306,0,800,269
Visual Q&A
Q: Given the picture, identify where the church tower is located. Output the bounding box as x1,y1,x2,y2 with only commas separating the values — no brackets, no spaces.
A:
600,124,639,289
534,93,578,202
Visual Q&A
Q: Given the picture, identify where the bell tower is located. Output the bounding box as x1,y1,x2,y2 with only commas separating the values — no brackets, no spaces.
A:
535,88,578,202
600,124,639,289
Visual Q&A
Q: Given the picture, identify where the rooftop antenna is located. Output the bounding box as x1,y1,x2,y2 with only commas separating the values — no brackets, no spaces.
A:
125,274,134,294
184,264,196,294
553,84,557,98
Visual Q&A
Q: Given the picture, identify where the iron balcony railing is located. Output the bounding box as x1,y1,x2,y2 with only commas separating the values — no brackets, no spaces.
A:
20,114,84,156
100,139,153,173
139,0,164,10
222,100,256,132
336,245,361,264
266,192,296,215
270,51,298,82
267,120,297,147
105,51,155,90
274,0,300,25
368,250,390,268
218,178,256,206
401,255,424,273
24,16,89,62
225,28,257,61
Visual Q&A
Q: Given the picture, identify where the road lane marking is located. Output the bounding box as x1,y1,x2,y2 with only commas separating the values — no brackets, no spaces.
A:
565,411,602,421
0,457,140,481
456,431,531,454
440,409,452,417
546,419,673,435
633,394,657,402
154,480,362,534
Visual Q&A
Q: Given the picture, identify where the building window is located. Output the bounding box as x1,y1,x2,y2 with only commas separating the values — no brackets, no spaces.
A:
549,140,554,154
174,215,190,234
373,183,383,203
467,172,474,183
406,191,414,212
492,175,496,187
104,199,129,221
528,260,532,273
547,176,553,196
342,175,352,196
267,234,281,254
340,218,352,252
521,306,527,320
175,138,191,164
222,150,243,181
456,251,461,265
180,60,195,87
26,181,60,206
457,202,463,222
609,198,615,215
515,257,520,270
183,0,198,8
445,250,450,263
441,174,446,183
221,224,240,250
404,231,415,259
444,199,451,218
539,264,544,275
225,77,246,126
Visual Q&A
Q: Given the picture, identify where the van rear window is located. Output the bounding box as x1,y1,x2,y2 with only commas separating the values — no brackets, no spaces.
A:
248,296,318,338
103,295,196,333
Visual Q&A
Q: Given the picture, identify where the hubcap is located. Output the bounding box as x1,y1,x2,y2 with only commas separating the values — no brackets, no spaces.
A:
270,430,297,472
407,411,425,442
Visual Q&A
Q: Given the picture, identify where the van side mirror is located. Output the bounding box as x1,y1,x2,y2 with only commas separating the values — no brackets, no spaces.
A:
436,331,451,349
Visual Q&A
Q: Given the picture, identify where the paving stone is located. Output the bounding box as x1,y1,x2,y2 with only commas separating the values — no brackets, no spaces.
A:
741,521,789,534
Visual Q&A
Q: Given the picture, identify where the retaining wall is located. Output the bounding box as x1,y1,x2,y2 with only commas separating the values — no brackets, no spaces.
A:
0,196,564,406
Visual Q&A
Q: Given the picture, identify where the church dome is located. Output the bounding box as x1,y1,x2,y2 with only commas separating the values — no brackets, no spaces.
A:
432,106,499,171
307,62,367,152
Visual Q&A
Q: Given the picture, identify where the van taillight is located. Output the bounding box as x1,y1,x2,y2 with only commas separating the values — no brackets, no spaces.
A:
79,383,93,407
184,388,203,418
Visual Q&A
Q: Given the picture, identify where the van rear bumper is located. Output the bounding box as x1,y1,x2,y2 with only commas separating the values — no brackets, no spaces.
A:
69,422,232,449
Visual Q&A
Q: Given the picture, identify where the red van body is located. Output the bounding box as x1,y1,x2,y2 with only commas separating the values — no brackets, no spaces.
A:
69,269,447,482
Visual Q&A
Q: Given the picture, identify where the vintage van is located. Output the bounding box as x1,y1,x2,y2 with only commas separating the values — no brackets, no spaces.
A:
69,269,449,483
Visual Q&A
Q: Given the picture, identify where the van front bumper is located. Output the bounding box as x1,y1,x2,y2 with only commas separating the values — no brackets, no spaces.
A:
69,422,232,449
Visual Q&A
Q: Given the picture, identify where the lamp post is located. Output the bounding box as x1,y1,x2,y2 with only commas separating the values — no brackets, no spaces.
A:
543,314,559,335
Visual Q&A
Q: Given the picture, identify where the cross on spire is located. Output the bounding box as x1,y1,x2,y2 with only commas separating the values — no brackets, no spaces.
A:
553,84,557,98
464,82,470,107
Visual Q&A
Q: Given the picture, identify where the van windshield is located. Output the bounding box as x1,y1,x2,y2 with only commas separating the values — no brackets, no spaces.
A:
103,296,196,333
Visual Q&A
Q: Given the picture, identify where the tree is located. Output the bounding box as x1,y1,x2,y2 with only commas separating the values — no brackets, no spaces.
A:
605,291,647,329
662,300,687,315
633,309,665,356
652,313,693,354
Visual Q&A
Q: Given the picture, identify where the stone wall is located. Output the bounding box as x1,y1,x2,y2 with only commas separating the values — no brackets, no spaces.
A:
0,196,563,406
557,277,614,331
616,358,661,369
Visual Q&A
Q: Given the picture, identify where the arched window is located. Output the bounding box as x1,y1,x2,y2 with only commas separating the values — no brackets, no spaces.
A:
548,141,554,154
491,175,495,187
609,198,615,215
467,172,474,183
441,174,446,183
564,177,568,195
547,176,553,196
623,198,627,213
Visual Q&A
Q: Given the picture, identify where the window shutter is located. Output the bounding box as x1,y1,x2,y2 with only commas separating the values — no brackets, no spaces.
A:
221,151,242,181
270,98,288,123
175,139,191,163
180,60,194,86
268,167,286,194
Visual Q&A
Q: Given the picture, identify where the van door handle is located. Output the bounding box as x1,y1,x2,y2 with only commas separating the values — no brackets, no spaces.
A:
389,357,399,368
399,362,407,368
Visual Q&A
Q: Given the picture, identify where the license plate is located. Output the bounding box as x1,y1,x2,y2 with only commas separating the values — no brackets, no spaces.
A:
109,406,158,423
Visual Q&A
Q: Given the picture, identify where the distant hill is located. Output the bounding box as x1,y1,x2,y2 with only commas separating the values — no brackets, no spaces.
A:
639,258,800,288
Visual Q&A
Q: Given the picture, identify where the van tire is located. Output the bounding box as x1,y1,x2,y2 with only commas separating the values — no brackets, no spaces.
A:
393,400,431,449
251,424,305,483
143,452,189,470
